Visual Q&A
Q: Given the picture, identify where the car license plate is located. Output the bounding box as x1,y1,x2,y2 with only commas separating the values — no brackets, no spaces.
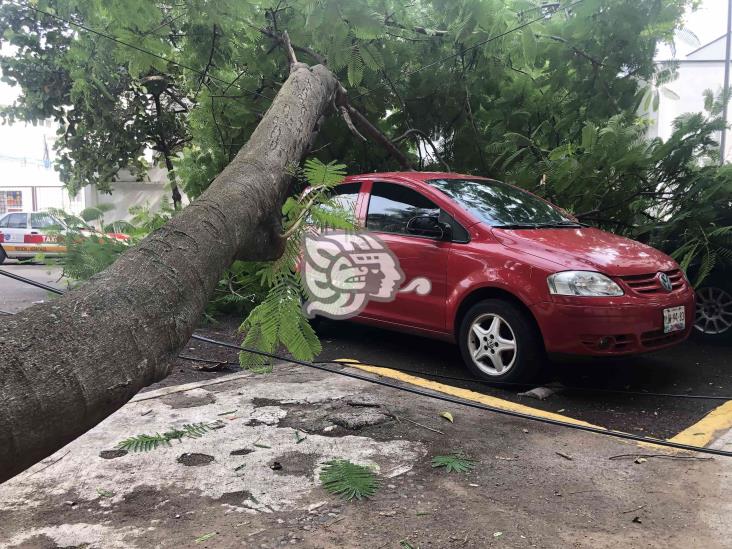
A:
663,306,685,333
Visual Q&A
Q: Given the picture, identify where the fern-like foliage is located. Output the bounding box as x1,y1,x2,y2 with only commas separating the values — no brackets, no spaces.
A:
431,452,476,473
117,422,219,452
238,158,353,370
319,459,379,501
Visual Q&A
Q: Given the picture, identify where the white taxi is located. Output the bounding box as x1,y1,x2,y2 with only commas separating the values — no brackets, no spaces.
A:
0,211,129,263
0,211,67,263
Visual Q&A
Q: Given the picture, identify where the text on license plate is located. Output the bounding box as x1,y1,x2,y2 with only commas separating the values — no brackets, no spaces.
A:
663,306,685,334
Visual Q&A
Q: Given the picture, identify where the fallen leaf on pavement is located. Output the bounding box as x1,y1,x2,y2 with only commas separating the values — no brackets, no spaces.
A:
440,411,454,423
195,532,217,543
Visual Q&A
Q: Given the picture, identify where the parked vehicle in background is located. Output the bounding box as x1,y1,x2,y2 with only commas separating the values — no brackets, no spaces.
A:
323,172,696,382
0,211,128,264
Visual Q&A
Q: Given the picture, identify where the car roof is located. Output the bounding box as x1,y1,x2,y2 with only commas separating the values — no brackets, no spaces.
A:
0,211,57,215
343,171,491,183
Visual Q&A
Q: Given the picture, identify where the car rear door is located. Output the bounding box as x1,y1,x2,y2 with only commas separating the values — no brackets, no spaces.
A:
359,181,451,333
30,212,66,255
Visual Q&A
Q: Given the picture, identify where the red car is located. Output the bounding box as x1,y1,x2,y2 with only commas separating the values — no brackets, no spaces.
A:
326,172,695,382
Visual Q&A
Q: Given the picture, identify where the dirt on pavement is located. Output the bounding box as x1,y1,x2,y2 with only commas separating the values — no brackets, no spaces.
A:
1,356,730,548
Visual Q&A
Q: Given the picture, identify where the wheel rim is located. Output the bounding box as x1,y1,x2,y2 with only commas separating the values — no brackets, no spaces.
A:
695,286,732,335
467,313,517,376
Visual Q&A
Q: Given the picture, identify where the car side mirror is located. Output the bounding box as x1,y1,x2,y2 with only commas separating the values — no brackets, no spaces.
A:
406,215,451,241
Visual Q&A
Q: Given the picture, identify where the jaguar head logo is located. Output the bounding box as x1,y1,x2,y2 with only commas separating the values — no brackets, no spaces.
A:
302,230,430,320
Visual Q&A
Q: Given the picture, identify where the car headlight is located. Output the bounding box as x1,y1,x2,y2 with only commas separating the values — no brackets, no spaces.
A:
547,271,624,297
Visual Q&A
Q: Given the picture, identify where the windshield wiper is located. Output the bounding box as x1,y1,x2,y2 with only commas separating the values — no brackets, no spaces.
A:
532,221,583,228
493,223,541,229
493,221,583,229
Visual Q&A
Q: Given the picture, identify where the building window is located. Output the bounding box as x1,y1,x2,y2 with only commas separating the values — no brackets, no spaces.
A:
0,191,23,215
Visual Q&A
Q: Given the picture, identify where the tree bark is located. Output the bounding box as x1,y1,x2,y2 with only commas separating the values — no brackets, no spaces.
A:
0,63,338,483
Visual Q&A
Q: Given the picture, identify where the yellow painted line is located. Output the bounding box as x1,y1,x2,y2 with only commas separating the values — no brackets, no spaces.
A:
333,359,602,429
335,359,732,451
668,400,732,447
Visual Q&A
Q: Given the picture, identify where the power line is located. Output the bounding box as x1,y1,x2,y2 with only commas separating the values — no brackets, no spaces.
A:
0,268,65,295
312,359,732,401
10,1,273,102
1,268,728,403
351,0,586,102
192,334,732,458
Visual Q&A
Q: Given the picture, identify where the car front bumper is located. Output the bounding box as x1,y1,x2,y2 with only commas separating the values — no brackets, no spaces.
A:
532,290,696,355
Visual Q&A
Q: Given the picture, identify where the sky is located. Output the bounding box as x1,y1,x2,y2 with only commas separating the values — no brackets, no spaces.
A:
656,0,729,59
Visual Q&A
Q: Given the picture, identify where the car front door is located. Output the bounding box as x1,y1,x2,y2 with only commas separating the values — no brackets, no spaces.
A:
2,213,29,249
359,181,451,333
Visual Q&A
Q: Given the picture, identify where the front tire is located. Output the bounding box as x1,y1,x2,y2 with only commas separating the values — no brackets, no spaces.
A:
458,299,543,383
0,246,6,264
694,286,732,342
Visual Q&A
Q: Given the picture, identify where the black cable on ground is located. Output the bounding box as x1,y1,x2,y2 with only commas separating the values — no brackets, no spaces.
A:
178,354,239,366
191,334,732,458
312,359,732,401
0,268,65,295
3,267,730,402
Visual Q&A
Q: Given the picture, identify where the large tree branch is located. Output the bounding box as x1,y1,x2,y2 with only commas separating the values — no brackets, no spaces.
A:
393,128,449,171
0,62,340,482
334,85,414,170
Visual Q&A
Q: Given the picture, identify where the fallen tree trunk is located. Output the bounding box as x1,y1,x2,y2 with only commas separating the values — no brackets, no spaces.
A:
0,62,339,482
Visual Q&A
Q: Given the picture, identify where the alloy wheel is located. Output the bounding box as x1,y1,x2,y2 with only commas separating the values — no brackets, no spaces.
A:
695,286,732,335
467,313,517,376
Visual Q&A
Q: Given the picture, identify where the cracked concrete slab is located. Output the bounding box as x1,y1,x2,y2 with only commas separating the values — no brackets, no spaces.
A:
1,363,731,548
0,369,425,548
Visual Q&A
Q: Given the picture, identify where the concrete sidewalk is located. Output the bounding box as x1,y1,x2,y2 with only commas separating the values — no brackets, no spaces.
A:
1,362,730,548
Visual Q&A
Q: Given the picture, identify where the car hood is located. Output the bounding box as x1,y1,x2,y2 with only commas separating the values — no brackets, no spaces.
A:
491,226,677,275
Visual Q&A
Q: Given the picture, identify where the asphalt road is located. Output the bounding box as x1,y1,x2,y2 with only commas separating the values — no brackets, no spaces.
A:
3,262,731,441
0,261,66,314
312,319,732,439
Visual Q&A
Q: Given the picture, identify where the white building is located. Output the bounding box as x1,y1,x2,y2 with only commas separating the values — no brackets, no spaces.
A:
0,83,179,220
649,33,731,161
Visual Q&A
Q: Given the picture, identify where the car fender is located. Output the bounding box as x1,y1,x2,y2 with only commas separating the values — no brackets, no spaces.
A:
445,260,540,334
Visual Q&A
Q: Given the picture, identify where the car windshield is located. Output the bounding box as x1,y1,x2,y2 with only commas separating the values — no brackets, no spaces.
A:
427,178,579,228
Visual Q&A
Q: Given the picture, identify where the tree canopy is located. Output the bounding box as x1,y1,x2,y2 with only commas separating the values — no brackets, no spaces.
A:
1,0,730,276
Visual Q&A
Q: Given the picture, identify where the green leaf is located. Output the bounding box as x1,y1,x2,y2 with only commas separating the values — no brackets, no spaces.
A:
320,459,379,501
303,158,347,186
522,27,537,66
440,411,454,423
195,532,217,544
581,124,597,150
431,453,475,473
117,422,218,452
347,45,365,87
660,87,680,100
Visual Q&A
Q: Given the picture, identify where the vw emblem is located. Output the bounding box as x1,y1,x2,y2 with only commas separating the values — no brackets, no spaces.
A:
658,272,673,292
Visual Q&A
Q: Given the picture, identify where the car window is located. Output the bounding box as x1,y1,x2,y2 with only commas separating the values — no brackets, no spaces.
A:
440,211,469,243
7,213,28,229
31,213,62,229
0,214,8,228
366,182,439,236
428,178,578,227
329,182,361,211
309,182,361,228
